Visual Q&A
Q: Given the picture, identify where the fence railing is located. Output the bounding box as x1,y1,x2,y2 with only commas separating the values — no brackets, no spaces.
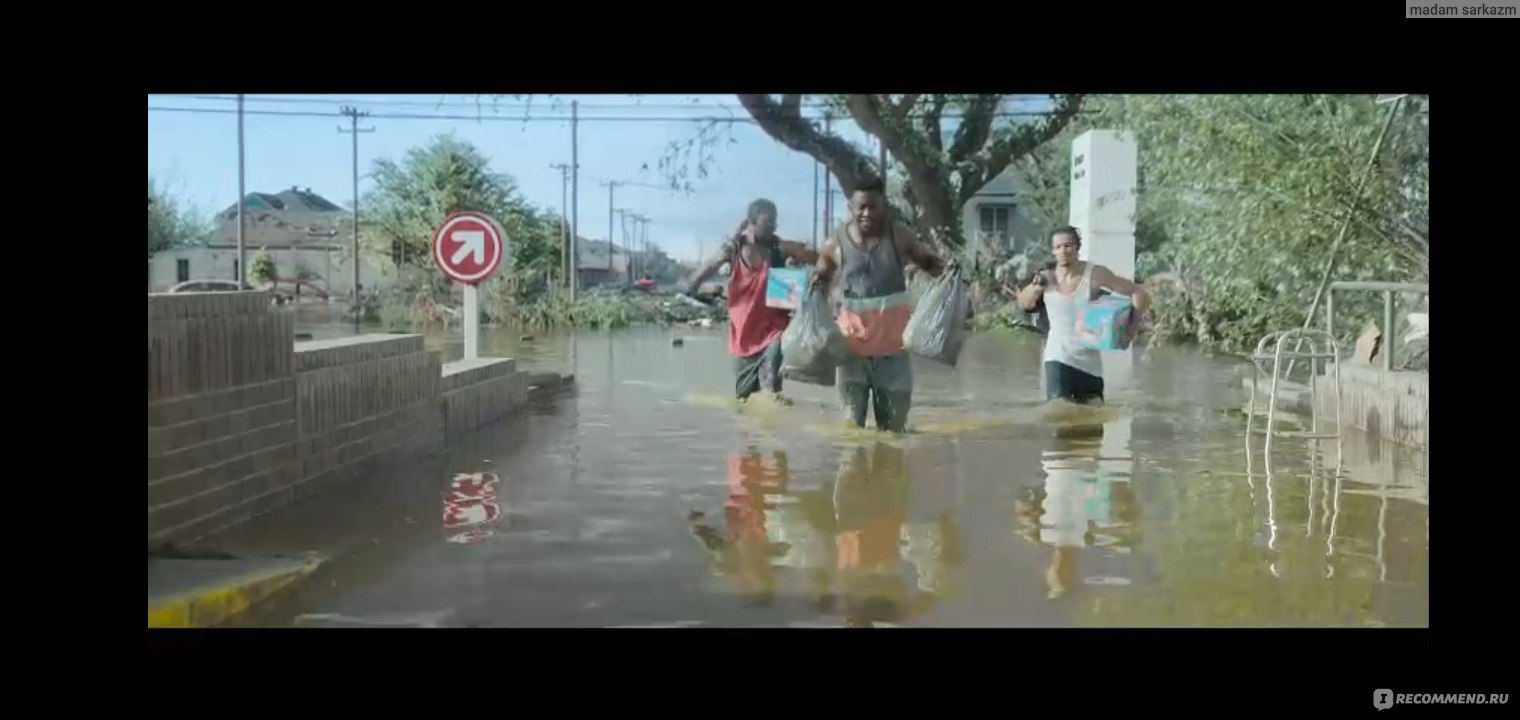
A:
1325,281,1430,371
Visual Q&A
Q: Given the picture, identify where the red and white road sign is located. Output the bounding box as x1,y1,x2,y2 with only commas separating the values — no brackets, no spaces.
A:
431,212,507,285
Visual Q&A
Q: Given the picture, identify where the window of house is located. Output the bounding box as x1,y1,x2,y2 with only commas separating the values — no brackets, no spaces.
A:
176,258,190,283
979,204,1012,237
233,260,240,283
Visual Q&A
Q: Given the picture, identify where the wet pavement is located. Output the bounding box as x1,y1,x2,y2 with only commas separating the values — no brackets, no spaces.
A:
216,326,1429,628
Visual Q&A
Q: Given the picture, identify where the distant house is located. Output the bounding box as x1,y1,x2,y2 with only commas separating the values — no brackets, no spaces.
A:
147,187,386,296
960,167,1048,266
575,238,633,289
213,186,346,247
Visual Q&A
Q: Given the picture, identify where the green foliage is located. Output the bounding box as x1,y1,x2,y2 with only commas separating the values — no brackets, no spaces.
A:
356,133,515,274
483,285,679,331
148,177,212,259
1017,95,1429,354
248,249,277,286
354,133,567,322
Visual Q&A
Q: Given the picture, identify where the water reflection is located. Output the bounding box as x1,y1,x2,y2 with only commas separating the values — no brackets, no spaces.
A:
833,444,909,626
442,472,503,545
226,327,1427,628
1015,420,1139,600
689,446,793,606
688,441,972,627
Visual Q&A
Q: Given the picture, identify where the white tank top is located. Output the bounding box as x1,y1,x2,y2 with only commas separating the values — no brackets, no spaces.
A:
1042,263,1103,377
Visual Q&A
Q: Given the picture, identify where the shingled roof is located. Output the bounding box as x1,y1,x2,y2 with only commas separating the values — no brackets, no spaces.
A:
221,186,344,219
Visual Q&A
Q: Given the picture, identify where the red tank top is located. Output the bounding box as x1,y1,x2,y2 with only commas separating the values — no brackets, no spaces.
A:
726,241,791,357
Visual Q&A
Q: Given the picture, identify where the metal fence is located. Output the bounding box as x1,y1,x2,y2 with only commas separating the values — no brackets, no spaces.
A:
1325,281,1429,371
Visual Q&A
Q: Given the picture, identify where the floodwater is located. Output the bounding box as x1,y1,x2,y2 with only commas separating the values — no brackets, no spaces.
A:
220,324,1429,628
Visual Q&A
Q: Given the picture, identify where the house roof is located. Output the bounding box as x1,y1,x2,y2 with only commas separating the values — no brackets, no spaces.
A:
221,187,344,218
575,237,633,271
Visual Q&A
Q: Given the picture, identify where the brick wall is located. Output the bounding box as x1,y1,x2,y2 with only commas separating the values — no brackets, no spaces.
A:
440,358,528,436
147,292,531,549
148,293,300,547
293,335,443,502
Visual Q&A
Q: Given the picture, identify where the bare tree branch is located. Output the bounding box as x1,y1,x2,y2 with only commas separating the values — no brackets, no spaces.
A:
959,94,1085,205
921,95,947,154
845,94,957,245
780,94,802,121
891,94,922,120
947,95,1003,164
735,94,876,194
845,95,938,185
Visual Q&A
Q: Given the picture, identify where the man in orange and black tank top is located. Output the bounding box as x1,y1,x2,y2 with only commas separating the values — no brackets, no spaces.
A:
685,199,818,402
810,179,948,432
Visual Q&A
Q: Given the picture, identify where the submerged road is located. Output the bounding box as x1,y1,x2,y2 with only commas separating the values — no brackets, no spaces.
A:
211,327,1428,628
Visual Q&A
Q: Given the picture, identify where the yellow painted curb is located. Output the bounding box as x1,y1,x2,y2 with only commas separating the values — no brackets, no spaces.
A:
148,557,322,628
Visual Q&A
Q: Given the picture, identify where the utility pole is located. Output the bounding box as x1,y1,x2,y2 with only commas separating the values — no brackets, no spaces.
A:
551,163,572,289
639,215,651,280
600,180,624,278
339,106,374,331
629,213,649,280
823,112,834,237
812,162,820,250
614,207,633,285
236,94,246,289
570,101,580,300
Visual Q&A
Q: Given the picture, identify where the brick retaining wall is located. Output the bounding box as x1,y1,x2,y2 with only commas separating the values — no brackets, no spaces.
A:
147,292,535,548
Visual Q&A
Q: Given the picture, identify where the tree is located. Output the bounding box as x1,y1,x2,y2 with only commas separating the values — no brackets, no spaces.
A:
357,134,519,271
353,134,567,328
676,95,1084,253
355,133,560,282
474,94,1083,254
148,177,211,259
248,248,277,287
1027,94,1430,353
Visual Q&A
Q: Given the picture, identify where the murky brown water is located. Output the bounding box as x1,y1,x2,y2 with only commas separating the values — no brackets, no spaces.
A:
223,324,1428,628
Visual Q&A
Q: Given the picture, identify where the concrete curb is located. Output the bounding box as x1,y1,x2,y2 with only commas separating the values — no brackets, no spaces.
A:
147,555,323,628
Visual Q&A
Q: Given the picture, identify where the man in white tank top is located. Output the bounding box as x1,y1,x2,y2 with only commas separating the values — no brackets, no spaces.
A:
1015,227,1149,403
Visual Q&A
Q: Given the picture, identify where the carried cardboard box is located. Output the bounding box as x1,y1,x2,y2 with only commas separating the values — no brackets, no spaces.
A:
1075,296,1135,351
765,267,810,310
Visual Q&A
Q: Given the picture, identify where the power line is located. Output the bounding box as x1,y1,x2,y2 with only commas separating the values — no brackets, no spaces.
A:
175,94,1057,112
146,105,1090,123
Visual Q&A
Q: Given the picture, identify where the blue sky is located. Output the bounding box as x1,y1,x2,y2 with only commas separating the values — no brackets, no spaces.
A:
147,94,880,264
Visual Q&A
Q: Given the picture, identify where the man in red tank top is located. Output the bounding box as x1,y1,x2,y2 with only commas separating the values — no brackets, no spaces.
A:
685,200,818,402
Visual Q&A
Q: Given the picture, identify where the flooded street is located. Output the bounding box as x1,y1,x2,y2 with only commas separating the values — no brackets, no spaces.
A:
220,325,1428,628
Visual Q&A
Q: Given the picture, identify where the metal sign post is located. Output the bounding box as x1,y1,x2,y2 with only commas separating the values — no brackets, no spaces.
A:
432,212,507,360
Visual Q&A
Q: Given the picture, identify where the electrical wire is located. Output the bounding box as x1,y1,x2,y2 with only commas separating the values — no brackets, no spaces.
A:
147,104,1090,123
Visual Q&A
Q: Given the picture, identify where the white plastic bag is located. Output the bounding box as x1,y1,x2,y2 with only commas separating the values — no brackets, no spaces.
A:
780,289,847,386
904,265,971,366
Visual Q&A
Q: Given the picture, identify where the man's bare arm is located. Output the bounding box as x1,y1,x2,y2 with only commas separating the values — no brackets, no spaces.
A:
809,239,841,291
1094,265,1150,317
1017,273,1047,311
779,240,819,266
684,240,734,296
895,223,947,278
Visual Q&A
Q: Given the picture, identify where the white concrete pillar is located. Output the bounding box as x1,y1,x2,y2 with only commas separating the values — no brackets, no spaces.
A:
1069,130,1139,391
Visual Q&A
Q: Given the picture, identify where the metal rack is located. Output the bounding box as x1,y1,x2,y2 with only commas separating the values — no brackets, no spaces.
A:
1247,329,1344,468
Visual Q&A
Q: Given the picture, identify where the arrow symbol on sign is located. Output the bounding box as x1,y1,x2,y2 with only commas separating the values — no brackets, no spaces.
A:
450,230,486,265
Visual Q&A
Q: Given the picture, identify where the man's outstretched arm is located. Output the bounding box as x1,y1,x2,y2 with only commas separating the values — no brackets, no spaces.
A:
895,222,947,278
684,240,734,297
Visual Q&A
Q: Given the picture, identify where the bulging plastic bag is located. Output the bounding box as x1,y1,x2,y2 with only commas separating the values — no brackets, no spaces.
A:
903,265,971,366
780,289,847,386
